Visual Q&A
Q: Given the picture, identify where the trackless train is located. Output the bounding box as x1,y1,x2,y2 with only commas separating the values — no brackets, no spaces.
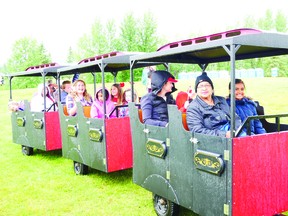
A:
8,28,288,216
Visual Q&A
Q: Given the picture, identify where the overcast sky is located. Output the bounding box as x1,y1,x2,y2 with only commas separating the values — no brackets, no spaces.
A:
0,0,287,66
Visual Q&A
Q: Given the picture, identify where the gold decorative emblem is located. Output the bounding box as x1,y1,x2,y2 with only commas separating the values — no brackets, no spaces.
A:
194,150,224,175
146,138,167,158
33,119,43,129
89,128,103,142
17,117,25,127
67,125,78,137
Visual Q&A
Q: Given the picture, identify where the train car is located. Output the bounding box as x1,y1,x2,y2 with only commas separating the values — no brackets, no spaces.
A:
8,63,65,155
56,51,146,175
128,29,288,215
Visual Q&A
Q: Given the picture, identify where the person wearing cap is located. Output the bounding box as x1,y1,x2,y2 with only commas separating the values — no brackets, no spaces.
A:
140,70,177,127
186,72,241,138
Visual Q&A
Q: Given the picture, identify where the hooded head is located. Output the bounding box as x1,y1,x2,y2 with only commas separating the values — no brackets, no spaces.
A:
195,72,214,92
151,70,177,94
95,87,111,102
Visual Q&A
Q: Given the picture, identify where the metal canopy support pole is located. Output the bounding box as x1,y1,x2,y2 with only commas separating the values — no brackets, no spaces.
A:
101,62,107,118
9,76,13,100
130,60,136,103
223,44,240,138
43,73,46,111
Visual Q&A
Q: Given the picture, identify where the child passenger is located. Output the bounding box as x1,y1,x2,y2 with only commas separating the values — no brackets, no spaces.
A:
90,88,116,119
119,88,139,117
66,80,92,116
226,78,266,135
8,100,25,112
140,70,177,127
110,83,124,106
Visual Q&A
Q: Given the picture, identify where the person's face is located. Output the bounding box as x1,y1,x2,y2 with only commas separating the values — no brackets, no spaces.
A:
97,91,104,102
74,81,85,95
162,81,174,93
64,84,72,93
196,81,213,99
235,83,245,100
125,91,132,102
111,86,118,97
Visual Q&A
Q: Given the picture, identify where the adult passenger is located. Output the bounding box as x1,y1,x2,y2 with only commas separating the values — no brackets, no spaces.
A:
140,70,177,127
186,72,242,138
226,78,266,135
30,83,57,112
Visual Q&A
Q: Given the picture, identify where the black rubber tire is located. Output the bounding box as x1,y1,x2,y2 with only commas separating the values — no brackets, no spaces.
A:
153,194,179,216
21,145,33,156
73,161,88,175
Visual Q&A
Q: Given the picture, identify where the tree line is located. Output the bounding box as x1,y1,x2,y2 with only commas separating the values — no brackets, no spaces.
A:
1,10,288,89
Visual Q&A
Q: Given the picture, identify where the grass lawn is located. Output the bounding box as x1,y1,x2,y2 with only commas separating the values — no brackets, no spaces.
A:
0,78,287,216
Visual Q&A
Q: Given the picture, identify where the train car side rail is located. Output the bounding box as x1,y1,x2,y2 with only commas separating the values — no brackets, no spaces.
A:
236,114,288,136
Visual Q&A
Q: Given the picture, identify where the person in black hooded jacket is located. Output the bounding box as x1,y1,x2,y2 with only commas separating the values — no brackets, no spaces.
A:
140,70,177,127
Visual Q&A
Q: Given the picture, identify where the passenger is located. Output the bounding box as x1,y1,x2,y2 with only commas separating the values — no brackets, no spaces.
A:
140,70,177,127
186,72,242,138
226,78,266,135
30,83,57,112
176,86,195,112
66,79,92,116
111,83,124,106
60,80,72,104
8,100,24,112
47,79,57,99
119,88,139,117
90,88,116,119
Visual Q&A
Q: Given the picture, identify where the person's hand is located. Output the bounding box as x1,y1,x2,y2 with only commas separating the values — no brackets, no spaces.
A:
225,131,231,138
75,96,80,102
187,86,196,99
184,101,190,109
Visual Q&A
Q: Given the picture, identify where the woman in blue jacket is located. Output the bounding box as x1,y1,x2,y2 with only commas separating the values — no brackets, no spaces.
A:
140,70,177,127
226,79,266,135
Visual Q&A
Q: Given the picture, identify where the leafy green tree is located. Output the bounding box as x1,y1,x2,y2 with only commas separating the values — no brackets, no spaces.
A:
5,37,51,89
6,37,51,73
275,11,288,32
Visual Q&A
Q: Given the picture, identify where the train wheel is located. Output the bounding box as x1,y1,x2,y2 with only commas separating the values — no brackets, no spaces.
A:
22,145,33,156
153,194,179,216
73,161,88,175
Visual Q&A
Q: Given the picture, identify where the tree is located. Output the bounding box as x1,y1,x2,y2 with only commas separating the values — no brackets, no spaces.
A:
5,37,52,89
6,37,51,73
275,11,288,33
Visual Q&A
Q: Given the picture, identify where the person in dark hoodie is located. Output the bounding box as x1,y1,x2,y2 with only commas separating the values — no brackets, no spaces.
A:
140,70,177,127
186,72,242,138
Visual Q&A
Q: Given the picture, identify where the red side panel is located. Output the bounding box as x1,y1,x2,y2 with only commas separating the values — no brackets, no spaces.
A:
105,117,133,172
45,112,62,151
232,132,288,215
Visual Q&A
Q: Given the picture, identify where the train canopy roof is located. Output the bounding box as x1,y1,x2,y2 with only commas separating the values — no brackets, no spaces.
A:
130,28,288,66
7,63,67,78
57,51,145,75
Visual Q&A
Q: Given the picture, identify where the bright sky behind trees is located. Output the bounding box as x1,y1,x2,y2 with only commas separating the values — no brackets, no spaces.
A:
0,0,287,65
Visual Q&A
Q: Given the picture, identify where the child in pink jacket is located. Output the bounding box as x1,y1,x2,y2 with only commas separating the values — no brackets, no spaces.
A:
90,87,116,119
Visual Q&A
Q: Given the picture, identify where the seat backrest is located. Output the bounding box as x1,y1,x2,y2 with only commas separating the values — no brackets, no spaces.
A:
63,105,68,116
138,109,143,123
182,113,189,131
83,106,91,118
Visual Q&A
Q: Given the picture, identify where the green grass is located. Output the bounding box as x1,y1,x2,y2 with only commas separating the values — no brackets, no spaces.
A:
0,78,288,216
